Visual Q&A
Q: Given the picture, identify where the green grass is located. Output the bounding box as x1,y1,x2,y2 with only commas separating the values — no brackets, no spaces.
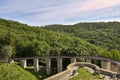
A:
69,68,104,80
0,62,46,80
25,66,47,80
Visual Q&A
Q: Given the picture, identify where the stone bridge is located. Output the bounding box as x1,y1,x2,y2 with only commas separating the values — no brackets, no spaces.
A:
44,62,119,80
13,55,120,75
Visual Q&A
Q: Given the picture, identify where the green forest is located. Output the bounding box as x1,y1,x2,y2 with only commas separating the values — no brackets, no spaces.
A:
44,22,120,51
0,18,120,61
44,22,120,60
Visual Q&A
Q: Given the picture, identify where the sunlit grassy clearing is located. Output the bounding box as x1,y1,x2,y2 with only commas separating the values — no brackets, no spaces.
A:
69,68,104,80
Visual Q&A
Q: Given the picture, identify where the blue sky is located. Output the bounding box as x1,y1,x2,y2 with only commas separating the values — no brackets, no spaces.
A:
0,0,120,26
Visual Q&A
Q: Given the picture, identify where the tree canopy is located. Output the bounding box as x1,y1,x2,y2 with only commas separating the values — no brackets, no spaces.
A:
0,18,120,61
0,45,13,63
44,22,120,52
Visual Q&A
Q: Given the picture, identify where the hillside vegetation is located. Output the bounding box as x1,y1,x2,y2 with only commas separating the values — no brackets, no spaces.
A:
0,18,120,61
44,22,120,52
0,63,37,80
0,18,105,57
44,22,120,61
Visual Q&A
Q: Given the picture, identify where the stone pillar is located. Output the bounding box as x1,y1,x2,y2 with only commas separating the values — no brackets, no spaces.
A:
71,58,76,63
101,60,111,70
113,74,117,80
9,59,14,63
86,58,91,63
34,58,39,72
8,58,14,63
118,65,120,73
20,59,26,68
57,58,62,73
111,63,118,72
45,57,51,75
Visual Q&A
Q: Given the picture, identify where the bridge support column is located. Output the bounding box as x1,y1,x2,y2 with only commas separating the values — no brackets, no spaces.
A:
118,65,120,73
20,59,26,68
57,58,62,73
71,58,76,63
101,60,111,70
9,59,14,63
111,63,118,72
45,57,51,75
34,58,39,72
86,58,91,63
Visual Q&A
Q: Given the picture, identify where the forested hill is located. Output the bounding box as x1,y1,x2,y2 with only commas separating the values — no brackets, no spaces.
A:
0,18,120,61
44,22,120,52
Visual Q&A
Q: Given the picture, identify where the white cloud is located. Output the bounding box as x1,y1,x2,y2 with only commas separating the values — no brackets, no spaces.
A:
81,0,120,11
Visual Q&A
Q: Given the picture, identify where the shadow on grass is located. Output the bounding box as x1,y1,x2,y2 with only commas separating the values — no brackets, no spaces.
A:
16,62,48,80
25,66,48,80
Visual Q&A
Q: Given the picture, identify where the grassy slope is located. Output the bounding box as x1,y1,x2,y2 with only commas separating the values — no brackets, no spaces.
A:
0,63,38,80
69,68,103,80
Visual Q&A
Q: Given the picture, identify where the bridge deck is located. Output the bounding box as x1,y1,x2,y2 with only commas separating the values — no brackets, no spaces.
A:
13,55,120,65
